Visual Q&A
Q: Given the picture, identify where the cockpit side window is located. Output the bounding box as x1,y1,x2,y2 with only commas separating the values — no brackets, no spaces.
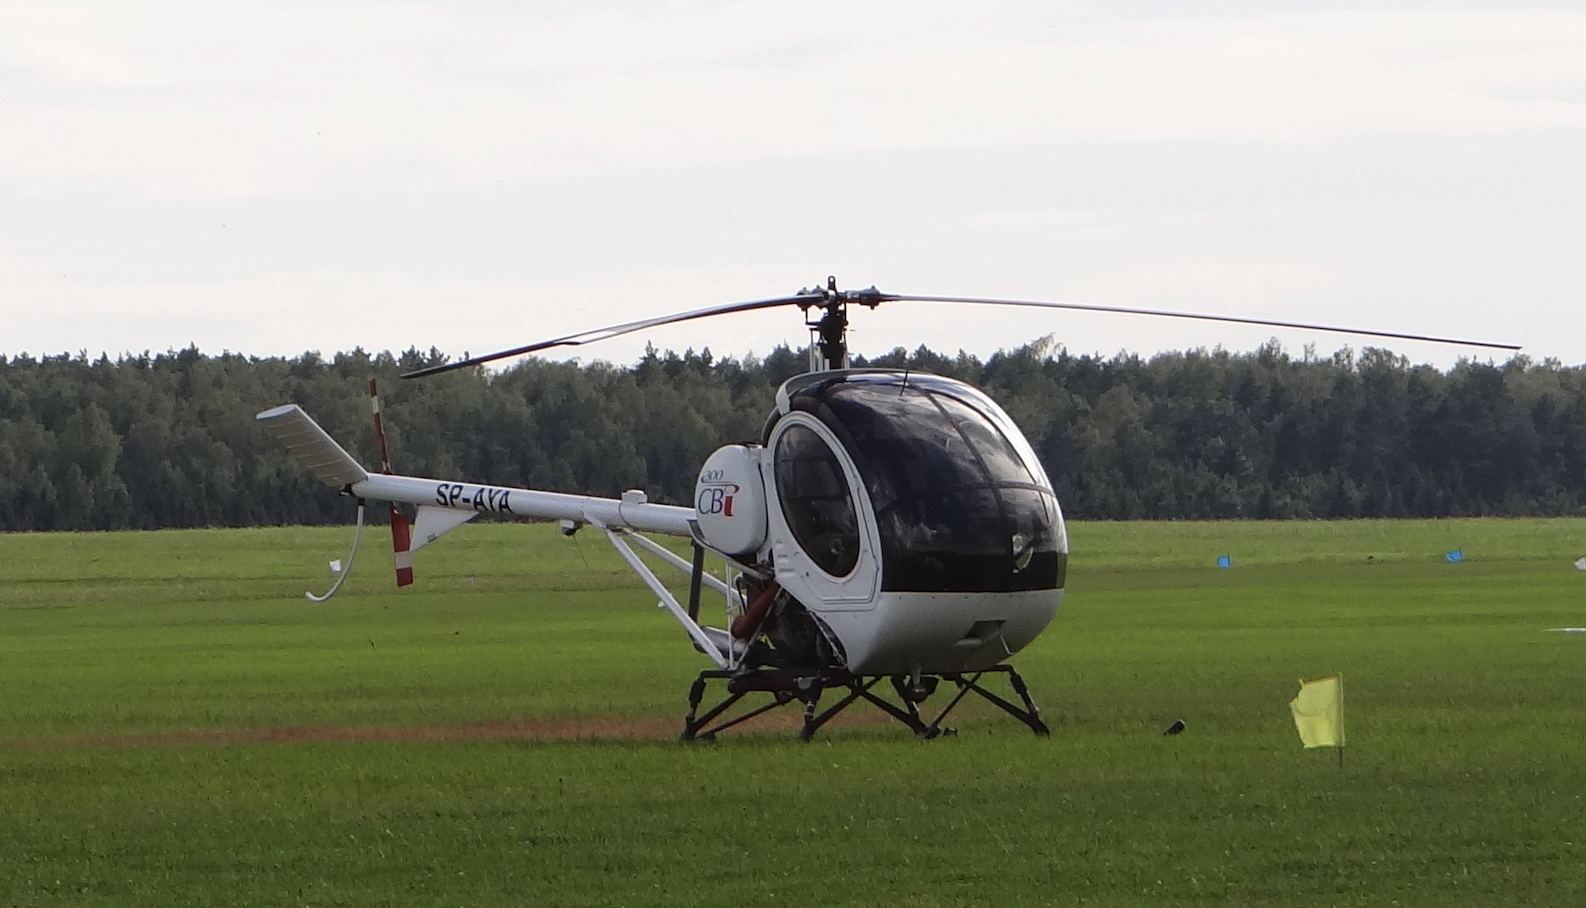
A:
773,424,861,578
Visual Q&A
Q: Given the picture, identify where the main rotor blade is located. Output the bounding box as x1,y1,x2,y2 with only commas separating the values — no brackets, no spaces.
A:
404,284,1520,379
876,294,1522,352
400,293,818,378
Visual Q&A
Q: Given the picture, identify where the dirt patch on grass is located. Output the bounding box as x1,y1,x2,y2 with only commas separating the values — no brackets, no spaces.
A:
3,709,894,751
3,716,679,750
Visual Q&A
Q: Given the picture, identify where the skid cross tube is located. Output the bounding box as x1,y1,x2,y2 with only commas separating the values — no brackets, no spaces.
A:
930,666,1050,737
679,664,1050,742
681,670,803,742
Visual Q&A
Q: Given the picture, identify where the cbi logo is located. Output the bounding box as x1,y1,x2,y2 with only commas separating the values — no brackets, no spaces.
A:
696,481,739,517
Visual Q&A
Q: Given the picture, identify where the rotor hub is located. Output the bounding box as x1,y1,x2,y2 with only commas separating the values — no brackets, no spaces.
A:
797,276,884,371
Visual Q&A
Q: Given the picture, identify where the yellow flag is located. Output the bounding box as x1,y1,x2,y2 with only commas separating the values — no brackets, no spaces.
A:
1290,675,1344,749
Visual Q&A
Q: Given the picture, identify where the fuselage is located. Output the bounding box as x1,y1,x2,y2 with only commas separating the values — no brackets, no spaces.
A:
696,370,1068,674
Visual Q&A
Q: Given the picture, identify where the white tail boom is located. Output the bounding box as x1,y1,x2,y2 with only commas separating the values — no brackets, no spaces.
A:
256,400,729,667
256,404,695,536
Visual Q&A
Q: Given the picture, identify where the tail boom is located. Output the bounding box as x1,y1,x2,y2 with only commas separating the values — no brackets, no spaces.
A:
258,401,695,541
350,473,693,537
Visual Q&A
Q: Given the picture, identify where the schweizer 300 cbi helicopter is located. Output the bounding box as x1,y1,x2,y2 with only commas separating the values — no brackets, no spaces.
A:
258,278,1517,741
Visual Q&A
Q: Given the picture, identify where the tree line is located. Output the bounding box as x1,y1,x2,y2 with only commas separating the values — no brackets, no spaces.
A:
2,340,1584,532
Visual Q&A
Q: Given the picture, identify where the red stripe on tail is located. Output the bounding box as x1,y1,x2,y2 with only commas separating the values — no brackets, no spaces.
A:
372,379,413,587
390,505,414,587
370,378,394,474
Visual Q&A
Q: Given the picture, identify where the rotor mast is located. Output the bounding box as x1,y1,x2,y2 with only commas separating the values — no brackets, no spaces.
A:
799,276,883,372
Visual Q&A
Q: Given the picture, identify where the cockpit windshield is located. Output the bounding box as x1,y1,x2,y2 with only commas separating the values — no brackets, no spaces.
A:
787,374,1066,593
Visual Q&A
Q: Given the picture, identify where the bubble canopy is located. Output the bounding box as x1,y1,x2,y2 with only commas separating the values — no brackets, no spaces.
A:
774,372,1068,594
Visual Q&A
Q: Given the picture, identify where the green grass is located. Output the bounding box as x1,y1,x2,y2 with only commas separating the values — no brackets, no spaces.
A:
3,519,1586,906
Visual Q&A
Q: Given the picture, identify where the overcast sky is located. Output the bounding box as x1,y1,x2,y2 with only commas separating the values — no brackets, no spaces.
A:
4,0,1583,370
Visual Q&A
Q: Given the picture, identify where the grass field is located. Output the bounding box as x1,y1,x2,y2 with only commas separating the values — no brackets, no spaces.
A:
3,518,1586,906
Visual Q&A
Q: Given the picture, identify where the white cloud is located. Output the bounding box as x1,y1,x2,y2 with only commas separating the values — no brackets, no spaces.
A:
3,1,1583,369
7,187,1578,367
3,3,1585,197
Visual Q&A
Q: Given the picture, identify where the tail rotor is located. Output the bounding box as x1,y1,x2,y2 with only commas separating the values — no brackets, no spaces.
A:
371,379,415,587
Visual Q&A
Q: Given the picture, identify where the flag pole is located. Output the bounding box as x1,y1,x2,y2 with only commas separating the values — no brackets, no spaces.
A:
1336,674,1345,768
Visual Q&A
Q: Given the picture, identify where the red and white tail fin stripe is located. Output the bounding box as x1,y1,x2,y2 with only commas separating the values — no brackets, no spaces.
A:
391,513,414,587
370,378,394,474
370,379,415,588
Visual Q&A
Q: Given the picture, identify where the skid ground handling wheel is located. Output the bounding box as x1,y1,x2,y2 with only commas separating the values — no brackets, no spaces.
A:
679,663,1050,743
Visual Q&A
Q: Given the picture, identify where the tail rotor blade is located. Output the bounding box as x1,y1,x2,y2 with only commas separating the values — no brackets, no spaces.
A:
370,378,415,587
391,506,414,588
370,378,395,473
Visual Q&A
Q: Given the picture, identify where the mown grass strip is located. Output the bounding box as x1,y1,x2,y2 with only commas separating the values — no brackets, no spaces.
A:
3,520,1585,906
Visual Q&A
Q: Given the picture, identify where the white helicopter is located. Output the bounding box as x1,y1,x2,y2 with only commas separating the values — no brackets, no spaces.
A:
258,278,1517,741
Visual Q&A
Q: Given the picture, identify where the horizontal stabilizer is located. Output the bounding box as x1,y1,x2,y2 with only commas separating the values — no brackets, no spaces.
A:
410,506,478,552
256,404,370,488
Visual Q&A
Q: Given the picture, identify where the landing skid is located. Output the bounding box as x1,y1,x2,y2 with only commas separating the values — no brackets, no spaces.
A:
680,664,1050,742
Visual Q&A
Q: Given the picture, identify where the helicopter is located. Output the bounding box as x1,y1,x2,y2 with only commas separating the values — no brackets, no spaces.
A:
258,278,1518,742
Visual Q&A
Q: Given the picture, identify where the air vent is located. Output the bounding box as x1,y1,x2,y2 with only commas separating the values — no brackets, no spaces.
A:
955,619,1006,649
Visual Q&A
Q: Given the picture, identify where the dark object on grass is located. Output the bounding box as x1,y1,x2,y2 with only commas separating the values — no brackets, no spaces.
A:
1163,719,1186,736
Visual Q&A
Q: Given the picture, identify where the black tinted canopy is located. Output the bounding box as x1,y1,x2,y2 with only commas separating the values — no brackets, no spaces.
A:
781,373,1066,593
